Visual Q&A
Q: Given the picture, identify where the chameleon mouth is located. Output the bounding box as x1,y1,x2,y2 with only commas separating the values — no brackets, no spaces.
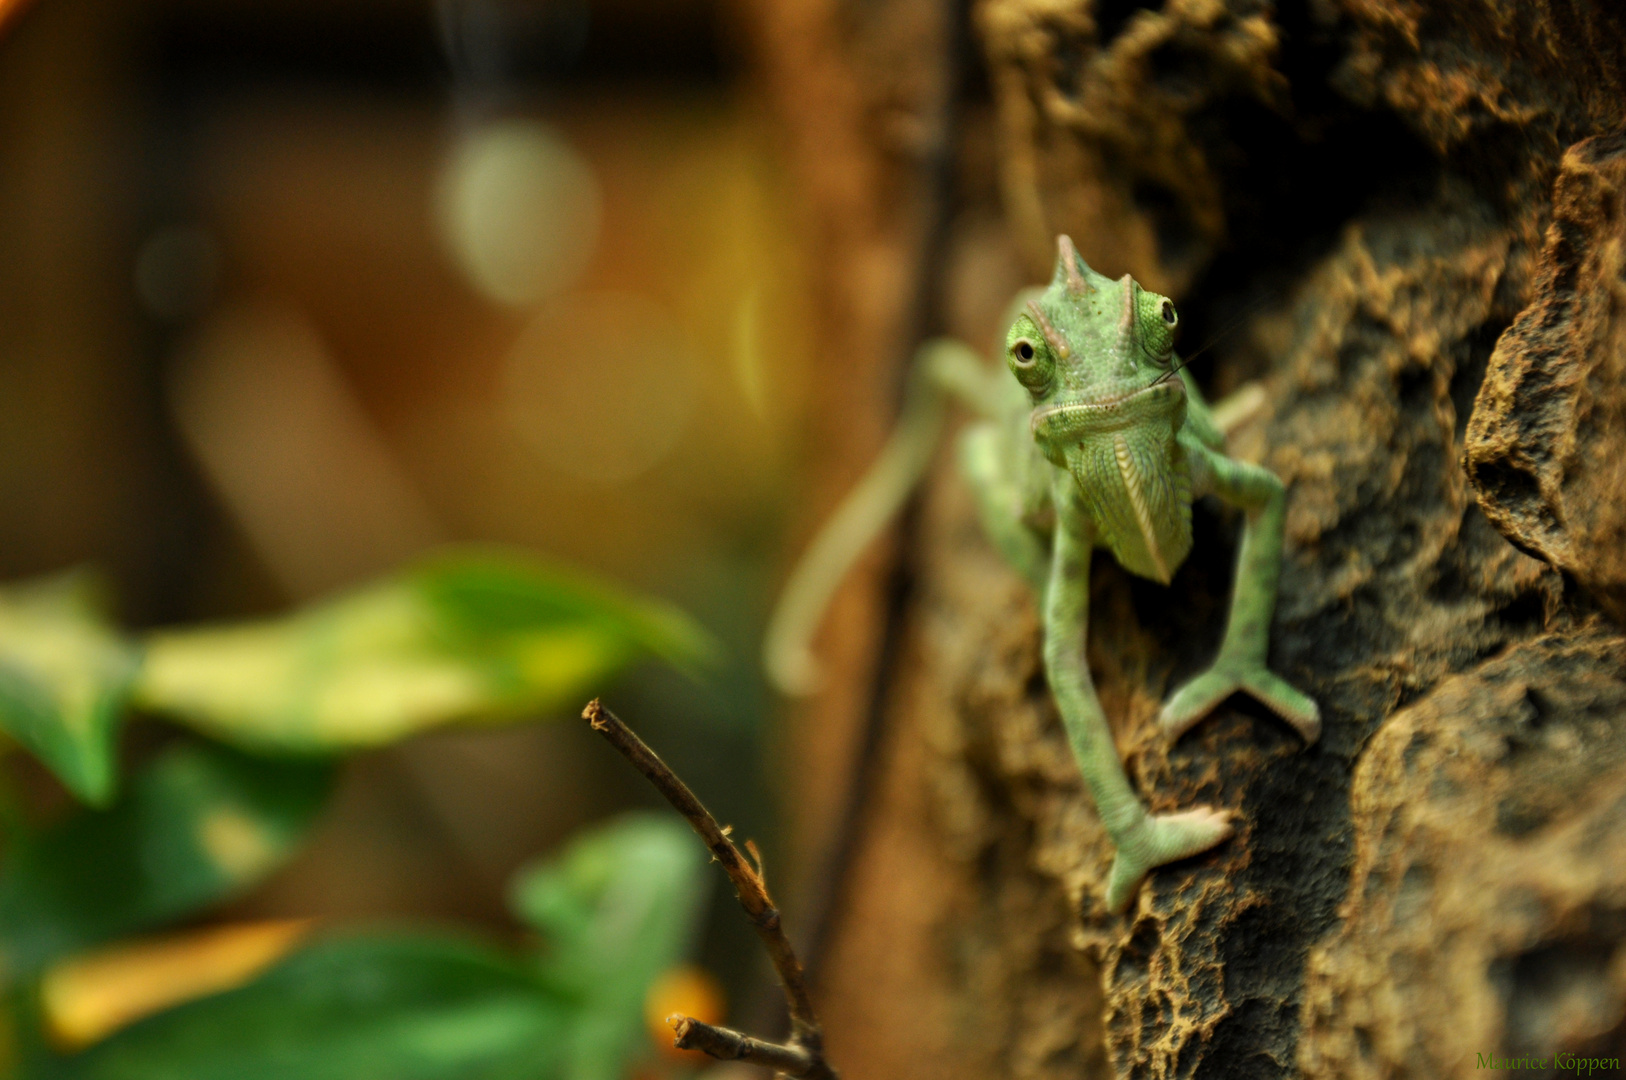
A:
1030,380,1183,440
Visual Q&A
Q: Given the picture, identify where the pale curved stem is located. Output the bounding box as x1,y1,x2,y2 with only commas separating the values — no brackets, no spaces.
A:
762,339,991,696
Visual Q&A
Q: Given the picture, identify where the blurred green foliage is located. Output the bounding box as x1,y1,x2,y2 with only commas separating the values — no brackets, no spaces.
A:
135,550,719,754
29,933,570,1080
0,550,722,1079
0,572,139,806
514,815,708,1080
0,744,332,976
25,815,705,1080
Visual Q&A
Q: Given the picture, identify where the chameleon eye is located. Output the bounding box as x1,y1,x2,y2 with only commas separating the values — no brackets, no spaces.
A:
1160,300,1177,327
1007,336,1052,394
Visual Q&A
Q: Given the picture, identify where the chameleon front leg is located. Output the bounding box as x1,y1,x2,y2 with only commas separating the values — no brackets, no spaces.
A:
957,423,1047,593
1159,442,1321,744
1046,513,1234,914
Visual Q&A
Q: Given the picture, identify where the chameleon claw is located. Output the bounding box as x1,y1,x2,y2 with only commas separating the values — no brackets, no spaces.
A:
1105,806,1234,914
1161,662,1320,744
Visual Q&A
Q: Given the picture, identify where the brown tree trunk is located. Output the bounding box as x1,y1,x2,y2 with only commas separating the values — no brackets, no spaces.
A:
745,1,1626,1077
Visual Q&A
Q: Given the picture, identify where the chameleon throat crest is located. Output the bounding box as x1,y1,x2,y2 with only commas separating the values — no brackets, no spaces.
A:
1114,432,1172,582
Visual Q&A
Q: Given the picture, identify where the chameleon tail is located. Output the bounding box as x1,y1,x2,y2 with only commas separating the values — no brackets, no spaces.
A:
763,338,988,696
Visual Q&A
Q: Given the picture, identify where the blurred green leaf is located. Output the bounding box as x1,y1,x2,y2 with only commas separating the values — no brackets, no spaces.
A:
0,570,139,806
511,812,708,1080
0,743,332,974
132,548,720,753
28,932,567,1080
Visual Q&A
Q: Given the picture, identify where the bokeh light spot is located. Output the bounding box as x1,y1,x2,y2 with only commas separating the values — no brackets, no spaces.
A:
435,119,601,307
643,964,725,1062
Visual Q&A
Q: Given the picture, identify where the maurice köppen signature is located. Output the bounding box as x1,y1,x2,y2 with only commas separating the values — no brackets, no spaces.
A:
1475,1052,1621,1074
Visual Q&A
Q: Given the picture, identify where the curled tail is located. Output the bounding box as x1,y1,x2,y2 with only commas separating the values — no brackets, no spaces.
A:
763,338,991,695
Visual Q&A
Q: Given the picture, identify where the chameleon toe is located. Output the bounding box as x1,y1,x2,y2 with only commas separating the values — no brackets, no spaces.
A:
1163,663,1320,745
1159,669,1240,741
1105,806,1235,913
1238,667,1321,743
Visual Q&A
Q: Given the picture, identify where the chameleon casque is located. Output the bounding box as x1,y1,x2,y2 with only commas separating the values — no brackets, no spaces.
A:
766,235,1320,913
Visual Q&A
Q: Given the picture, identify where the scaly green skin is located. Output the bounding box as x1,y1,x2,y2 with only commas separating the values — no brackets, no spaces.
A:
765,235,1319,914
954,236,1319,912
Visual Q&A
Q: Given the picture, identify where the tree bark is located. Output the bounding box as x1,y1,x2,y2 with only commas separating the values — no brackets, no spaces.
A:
746,0,1626,1076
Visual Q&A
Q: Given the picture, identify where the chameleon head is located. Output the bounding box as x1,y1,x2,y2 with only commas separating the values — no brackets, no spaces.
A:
1003,236,1193,582
1004,235,1186,447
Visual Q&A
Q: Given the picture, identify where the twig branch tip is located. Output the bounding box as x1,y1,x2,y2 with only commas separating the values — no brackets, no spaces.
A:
583,700,838,1080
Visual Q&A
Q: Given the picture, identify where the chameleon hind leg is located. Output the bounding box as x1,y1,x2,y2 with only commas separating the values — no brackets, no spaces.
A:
1046,510,1233,914
1160,442,1320,744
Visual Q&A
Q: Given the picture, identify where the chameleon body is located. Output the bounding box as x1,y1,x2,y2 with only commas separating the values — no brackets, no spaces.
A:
767,236,1319,913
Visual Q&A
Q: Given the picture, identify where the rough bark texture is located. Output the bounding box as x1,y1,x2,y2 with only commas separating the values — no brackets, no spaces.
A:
1466,129,1626,625
1299,627,1626,1076
749,0,1626,1077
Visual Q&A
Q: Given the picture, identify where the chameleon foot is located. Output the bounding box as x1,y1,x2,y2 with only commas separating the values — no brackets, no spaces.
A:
1105,807,1234,914
1160,662,1321,744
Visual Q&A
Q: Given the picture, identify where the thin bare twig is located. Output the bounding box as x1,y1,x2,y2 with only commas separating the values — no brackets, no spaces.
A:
669,1016,815,1074
583,700,837,1080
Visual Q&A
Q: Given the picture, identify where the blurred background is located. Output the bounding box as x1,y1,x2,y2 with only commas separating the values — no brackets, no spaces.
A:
0,0,823,1031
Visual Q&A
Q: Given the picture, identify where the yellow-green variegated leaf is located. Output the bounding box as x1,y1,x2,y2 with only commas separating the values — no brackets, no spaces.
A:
0,570,139,805
132,549,718,753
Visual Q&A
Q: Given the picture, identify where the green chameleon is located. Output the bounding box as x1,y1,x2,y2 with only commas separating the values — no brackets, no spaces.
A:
765,236,1320,913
